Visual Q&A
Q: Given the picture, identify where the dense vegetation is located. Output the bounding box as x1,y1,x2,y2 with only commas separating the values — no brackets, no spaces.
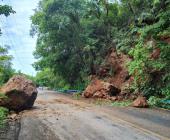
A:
32,0,170,102
0,47,15,85
0,107,8,127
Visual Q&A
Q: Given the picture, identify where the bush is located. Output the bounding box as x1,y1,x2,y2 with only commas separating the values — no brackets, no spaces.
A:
148,96,170,109
0,107,8,127
148,96,161,106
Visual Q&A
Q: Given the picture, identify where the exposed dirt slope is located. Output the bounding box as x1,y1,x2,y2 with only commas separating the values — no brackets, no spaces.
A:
84,49,134,101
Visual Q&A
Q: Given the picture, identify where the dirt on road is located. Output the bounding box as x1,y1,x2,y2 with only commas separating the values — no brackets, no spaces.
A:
1,90,170,140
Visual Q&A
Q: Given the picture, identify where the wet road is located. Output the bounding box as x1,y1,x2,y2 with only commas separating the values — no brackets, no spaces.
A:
15,90,170,140
102,106,170,138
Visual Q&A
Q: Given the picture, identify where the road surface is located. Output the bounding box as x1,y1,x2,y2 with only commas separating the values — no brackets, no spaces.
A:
6,90,170,140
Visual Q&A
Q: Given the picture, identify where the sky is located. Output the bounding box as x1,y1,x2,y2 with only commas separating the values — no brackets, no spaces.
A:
0,0,40,76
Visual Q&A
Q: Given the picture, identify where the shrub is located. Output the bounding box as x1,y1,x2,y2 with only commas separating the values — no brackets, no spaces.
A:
148,96,170,109
148,96,162,106
0,107,8,127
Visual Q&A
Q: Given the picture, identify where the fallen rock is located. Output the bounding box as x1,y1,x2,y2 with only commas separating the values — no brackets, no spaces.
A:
132,96,148,108
93,91,104,98
83,79,120,99
108,96,117,101
8,113,18,121
0,75,38,111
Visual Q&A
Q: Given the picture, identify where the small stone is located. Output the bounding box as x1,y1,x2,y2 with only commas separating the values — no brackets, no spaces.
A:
8,113,17,120
132,96,148,108
109,97,117,101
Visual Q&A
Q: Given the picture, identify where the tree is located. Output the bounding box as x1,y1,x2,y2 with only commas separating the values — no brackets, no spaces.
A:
0,3,15,85
0,46,15,85
31,0,90,87
0,3,15,34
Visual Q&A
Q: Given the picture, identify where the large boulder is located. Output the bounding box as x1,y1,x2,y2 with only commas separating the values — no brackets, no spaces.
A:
0,75,38,111
83,79,120,99
132,96,148,108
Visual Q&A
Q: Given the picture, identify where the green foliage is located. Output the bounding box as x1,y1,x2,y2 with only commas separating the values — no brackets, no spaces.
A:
148,96,161,106
0,47,15,85
148,96,170,109
31,0,120,88
128,42,150,92
35,68,70,89
0,107,8,127
127,0,170,100
0,5,15,16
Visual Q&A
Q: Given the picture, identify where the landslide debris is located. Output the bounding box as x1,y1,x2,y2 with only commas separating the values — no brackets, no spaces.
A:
0,75,38,111
83,49,137,102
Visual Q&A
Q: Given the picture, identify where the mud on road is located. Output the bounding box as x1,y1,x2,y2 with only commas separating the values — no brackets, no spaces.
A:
1,90,170,140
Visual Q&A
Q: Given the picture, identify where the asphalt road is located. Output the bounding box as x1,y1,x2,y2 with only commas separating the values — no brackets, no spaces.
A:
17,90,170,140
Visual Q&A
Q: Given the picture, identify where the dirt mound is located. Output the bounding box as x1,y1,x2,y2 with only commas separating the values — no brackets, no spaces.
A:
105,49,132,89
83,79,120,99
83,49,133,100
0,75,38,111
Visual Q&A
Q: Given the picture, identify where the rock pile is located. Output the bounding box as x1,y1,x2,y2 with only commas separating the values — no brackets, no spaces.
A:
83,49,132,101
83,79,120,100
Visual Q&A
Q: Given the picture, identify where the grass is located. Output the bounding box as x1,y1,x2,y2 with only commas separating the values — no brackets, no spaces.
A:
112,100,132,107
0,107,8,128
72,92,82,100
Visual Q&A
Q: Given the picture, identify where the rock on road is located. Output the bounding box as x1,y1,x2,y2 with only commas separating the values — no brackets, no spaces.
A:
16,90,170,140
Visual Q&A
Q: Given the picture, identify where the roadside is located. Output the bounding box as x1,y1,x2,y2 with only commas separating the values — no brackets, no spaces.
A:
99,106,170,139
50,90,170,139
